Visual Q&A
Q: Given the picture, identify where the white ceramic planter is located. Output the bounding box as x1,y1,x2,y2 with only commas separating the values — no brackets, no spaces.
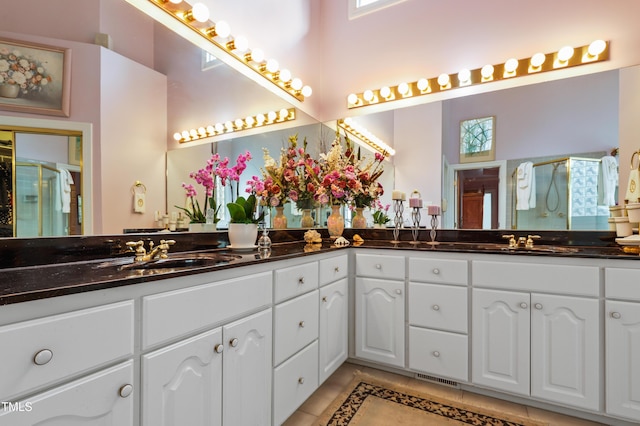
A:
228,223,258,248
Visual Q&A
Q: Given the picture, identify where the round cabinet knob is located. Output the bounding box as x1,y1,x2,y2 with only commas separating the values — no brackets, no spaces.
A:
432,351,440,357
298,277,305,284
432,268,440,275
229,338,239,348
119,384,133,398
519,302,528,309
298,377,305,384
534,303,543,310
334,267,340,273
322,296,327,303
611,311,622,319
375,264,382,269
432,304,440,311
33,349,53,365
395,289,402,295
299,321,305,328
214,344,224,354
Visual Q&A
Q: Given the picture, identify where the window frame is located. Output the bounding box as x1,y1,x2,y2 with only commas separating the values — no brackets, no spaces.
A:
348,0,408,19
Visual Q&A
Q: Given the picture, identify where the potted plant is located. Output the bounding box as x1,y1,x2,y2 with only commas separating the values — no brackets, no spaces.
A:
226,194,264,248
372,200,391,228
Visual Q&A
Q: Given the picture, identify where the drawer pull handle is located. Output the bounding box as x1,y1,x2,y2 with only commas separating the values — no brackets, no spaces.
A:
119,384,133,398
375,264,382,269
534,303,543,310
519,302,528,309
33,349,53,366
299,321,305,328
334,267,340,273
214,344,224,354
611,311,622,319
432,268,440,275
230,338,239,348
298,377,305,384
322,296,327,303
432,351,440,358
432,304,440,311
395,289,402,295
298,277,305,284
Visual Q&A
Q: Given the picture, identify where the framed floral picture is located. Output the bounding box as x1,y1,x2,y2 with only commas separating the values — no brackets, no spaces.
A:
0,38,71,117
459,116,495,163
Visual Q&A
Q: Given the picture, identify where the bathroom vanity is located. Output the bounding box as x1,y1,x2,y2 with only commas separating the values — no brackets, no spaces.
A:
0,230,638,425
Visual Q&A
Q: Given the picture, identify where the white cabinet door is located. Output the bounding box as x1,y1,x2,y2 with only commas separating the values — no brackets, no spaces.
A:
142,328,223,426
472,288,530,396
0,361,134,426
606,300,640,421
531,293,600,411
355,277,404,368
319,278,348,384
222,308,272,426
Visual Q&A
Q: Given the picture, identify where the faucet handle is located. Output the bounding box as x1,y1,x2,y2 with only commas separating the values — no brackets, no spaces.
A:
526,234,541,249
158,239,176,258
501,234,517,248
126,240,146,261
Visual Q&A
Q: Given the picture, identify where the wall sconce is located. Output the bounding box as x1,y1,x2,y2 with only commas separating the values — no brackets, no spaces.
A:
174,108,296,143
126,0,311,102
347,40,609,109
337,118,395,157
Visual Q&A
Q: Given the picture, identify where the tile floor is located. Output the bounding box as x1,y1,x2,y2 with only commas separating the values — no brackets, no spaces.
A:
283,362,607,426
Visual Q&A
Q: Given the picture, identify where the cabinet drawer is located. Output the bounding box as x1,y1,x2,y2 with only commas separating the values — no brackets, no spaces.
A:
274,261,319,303
606,268,640,301
409,257,468,285
319,255,348,287
0,300,134,400
355,253,404,280
143,272,272,349
273,340,319,426
274,290,319,365
408,283,467,333
409,327,468,382
473,261,599,296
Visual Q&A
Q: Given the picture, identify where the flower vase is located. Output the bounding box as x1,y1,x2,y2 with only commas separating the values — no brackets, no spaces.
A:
273,206,287,229
352,207,367,229
327,205,344,238
0,84,19,99
228,223,258,249
300,209,314,228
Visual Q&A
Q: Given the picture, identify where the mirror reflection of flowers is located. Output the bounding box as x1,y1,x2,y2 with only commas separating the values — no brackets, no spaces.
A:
0,47,52,96
372,200,391,226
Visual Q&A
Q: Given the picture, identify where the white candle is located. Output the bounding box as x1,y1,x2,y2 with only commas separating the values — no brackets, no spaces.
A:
409,198,422,208
427,205,441,215
392,190,406,201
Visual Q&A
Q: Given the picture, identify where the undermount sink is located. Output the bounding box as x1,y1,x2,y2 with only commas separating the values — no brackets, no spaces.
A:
435,242,579,254
96,252,241,271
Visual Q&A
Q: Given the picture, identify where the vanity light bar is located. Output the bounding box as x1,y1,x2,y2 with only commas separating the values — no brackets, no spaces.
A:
347,40,609,109
174,108,296,143
337,118,395,157
132,0,311,102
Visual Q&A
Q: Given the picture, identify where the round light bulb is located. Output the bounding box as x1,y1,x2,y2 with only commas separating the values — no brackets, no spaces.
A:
215,123,224,133
588,39,606,56
169,0,182,4
279,69,291,82
458,68,471,83
291,78,303,91
256,114,266,124
266,59,279,73
481,64,494,79
173,132,182,141
363,89,374,102
198,127,207,136
267,111,277,121
417,78,429,91
214,21,230,38
380,86,391,98
232,36,249,52
397,82,409,95
189,129,198,138
530,53,546,68
245,116,255,127
279,109,289,120
206,125,215,135
301,85,312,97
558,46,574,62
504,58,519,73
437,73,450,87
249,48,264,63
190,3,209,22
181,130,190,140
234,118,244,128
343,117,353,126
224,121,234,131
347,93,358,105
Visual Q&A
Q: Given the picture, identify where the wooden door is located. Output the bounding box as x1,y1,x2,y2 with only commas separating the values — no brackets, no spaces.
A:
461,192,484,229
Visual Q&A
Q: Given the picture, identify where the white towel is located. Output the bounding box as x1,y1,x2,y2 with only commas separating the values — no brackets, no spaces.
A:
57,168,74,213
598,156,618,206
516,161,536,210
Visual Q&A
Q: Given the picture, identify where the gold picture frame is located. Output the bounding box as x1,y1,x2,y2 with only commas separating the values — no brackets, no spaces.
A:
0,38,71,117
460,116,495,163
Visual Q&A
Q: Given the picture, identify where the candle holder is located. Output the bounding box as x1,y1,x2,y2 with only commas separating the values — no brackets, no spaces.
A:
427,214,440,245
410,207,421,244
391,199,404,243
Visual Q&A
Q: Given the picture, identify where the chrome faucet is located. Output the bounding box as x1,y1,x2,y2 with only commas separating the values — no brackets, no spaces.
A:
126,239,175,262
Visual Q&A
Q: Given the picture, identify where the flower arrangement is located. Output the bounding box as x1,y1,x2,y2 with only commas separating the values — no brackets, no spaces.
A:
0,47,52,96
372,199,391,226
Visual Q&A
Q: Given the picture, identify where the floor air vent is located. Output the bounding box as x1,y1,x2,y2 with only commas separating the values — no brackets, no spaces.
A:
414,373,460,388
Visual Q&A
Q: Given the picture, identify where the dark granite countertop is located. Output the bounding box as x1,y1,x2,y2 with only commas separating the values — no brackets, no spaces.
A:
0,228,637,306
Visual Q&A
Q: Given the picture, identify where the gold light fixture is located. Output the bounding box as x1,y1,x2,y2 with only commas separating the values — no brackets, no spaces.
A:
126,0,312,102
174,108,296,143
337,118,395,157
347,40,609,109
